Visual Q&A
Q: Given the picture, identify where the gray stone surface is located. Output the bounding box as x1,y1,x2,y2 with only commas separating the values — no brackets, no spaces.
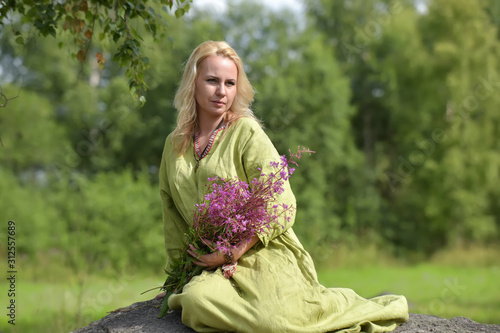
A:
71,299,195,333
393,313,500,333
72,299,500,333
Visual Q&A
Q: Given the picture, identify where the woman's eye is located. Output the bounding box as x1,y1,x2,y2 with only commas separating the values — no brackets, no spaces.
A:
207,78,217,83
226,81,236,86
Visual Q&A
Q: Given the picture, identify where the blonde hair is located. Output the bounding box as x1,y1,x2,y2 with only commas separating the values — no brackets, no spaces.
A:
172,40,260,154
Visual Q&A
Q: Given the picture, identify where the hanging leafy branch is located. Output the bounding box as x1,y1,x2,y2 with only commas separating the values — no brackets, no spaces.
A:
0,85,21,109
0,0,193,101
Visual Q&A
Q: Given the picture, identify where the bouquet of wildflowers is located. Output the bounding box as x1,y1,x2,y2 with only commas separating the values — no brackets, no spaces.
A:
158,147,314,318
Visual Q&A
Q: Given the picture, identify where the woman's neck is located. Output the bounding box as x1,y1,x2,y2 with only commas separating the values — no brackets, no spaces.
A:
197,113,226,137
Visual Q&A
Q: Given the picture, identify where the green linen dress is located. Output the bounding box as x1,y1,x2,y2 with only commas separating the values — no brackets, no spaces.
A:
159,117,409,333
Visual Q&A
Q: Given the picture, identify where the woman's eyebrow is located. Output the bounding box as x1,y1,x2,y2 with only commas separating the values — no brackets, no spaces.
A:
205,75,236,82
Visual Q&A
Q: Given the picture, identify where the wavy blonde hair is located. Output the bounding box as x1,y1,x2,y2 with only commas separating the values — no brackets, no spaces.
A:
171,40,260,154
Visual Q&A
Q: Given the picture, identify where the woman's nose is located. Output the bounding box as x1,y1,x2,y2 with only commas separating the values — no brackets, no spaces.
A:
216,83,226,96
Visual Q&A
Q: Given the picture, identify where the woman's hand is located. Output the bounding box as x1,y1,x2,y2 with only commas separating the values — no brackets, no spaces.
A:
186,235,261,270
187,244,225,270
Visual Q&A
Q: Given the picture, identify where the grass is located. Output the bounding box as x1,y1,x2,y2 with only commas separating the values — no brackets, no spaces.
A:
0,272,164,333
313,243,500,324
316,264,500,324
1,245,499,332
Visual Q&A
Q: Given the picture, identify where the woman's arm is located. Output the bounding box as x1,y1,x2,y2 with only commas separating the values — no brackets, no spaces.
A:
187,235,260,270
159,136,190,272
239,120,297,247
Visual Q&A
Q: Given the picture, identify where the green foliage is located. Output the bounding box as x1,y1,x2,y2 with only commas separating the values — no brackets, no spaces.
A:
0,0,193,99
57,169,163,272
0,168,62,255
0,85,69,171
0,167,163,272
159,236,204,317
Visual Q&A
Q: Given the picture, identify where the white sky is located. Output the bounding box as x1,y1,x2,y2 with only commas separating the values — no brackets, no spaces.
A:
192,0,428,15
192,0,305,14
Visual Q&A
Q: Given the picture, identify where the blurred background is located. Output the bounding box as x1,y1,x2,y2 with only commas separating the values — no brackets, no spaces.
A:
0,0,499,332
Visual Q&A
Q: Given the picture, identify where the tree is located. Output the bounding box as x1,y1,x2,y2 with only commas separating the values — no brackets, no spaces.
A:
0,0,193,100
0,84,69,172
307,0,500,253
415,0,500,247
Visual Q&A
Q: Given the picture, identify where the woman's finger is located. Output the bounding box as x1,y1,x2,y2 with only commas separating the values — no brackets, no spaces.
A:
187,248,210,267
193,259,208,267
187,248,199,259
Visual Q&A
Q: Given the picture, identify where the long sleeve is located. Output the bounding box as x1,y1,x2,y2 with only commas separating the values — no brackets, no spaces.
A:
159,136,189,271
237,119,297,247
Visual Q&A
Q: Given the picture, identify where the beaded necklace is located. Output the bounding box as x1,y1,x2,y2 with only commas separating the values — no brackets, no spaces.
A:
193,118,225,172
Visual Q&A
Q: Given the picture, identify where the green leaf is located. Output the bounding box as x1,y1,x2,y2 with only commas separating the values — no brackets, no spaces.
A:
129,26,144,41
125,1,135,10
180,269,187,281
85,10,93,22
174,8,184,18
158,290,173,318
48,26,57,38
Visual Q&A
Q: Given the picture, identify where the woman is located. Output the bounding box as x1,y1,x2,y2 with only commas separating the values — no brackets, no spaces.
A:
158,40,408,332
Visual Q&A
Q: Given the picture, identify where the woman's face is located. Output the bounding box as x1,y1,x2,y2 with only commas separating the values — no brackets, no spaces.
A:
195,55,238,121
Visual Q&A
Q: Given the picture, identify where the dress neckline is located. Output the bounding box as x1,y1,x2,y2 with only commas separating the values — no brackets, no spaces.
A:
193,118,226,172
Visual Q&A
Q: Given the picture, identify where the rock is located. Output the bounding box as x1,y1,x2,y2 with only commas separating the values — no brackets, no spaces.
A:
393,313,500,333
72,299,500,333
71,299,195,333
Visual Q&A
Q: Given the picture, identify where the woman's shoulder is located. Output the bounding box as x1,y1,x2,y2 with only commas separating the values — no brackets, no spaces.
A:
162,132,179,156
226,116,276,153
230,116,264,135
163,132,174,148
